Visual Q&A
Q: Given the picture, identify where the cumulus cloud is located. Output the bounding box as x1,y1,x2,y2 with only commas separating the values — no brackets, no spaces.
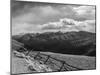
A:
40,18,95,33
39,18,75,30
11,1,96,35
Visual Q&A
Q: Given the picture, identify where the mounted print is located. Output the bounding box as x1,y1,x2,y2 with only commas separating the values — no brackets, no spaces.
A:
11,0,96,74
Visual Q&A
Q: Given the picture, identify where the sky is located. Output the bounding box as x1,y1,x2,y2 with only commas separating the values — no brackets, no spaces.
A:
11,0,96,35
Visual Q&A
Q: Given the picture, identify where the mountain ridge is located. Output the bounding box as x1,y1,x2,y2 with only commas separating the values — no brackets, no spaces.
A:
12,31,96,56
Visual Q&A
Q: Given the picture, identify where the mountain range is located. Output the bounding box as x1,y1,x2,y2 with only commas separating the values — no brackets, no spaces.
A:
12,31,96,56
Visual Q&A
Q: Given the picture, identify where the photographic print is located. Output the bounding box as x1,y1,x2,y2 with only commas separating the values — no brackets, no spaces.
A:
11,0,96,74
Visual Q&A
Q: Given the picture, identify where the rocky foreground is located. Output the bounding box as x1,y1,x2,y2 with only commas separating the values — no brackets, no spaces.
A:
11,51,52,74
11,50,96,74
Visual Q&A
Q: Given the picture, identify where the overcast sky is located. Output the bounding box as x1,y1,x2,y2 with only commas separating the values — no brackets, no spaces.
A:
11,0,96,35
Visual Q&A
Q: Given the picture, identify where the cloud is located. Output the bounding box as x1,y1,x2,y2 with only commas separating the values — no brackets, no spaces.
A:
12,1,95,35
40,18,75,30
40,18,95,33
73,6,95,20
12,5,76,25
74,6,95,15
12,18,95,35
12,4,95,25
76,20,95,32
12,23,41,35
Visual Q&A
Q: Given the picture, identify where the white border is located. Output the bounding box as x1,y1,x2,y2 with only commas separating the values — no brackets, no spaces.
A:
0,0,100,75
